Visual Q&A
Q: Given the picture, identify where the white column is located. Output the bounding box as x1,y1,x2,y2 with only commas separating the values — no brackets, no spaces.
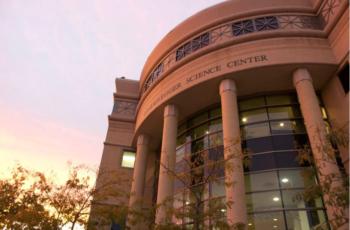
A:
293,68,348,230
219,79,247,228
127,134,149,229
155,104,178,224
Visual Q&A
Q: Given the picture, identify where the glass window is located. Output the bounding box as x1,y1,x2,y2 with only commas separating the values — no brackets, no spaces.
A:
178,123,187,135
208,145,224,161
268,106,302,120
210,108,221,118
270,120,305,135
246,191,282,212
266,95,298,106
188,113,208,128
192,123,209,139
279,168,316,189
338,63,349,93
239,97,265,110
243,136,274,154
245,171,279,192
244,152,276,172
274,151,302,168
271,135,308,151
248,212,285,230
176,146,185,163
285,210,329,230
210,179,225,198
282,189,323,209
121,151,135,168
242,122,271,139
177,134,186,147
209,119,222,132
240,109,268,124
192,137,208,153
209,132,223,147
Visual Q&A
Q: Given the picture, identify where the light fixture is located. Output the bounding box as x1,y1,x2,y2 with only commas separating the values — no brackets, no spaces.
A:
273,197,280,202
279,122,284,127
273,225,278,228
273,218,278,221
242,117,247,123
185,201,190,205
281,178,289,183
205,130,209,134
248,223,252,226
220,209,226,212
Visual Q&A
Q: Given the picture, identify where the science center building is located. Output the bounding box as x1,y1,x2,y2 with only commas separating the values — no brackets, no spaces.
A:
90,0,349,229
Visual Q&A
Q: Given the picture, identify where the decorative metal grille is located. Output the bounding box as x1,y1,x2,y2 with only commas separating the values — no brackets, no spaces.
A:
175,32,210,61
254,16,279,31
232,20,255,36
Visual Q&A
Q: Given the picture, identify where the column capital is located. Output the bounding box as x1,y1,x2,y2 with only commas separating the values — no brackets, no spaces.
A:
164,104,178,118
219,79,237,95
137,134,149,146
293,68,312,87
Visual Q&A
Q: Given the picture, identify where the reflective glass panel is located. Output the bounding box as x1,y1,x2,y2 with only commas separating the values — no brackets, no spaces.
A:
279,168,316,189
177,134,186,147
242,122,271,139
266,95,297,106
245,171,279,192
248,212,285,230
192,123,209,139
272,135,308,151
282,189,323,209
285,210,329,230
210,107,222,118
270,120,306,135
121,151,135,168
240,109,268,124
209,119,222,132
209,132,223,147
243,136,274,154
268,106,301,119
274,151,301,168
246,191,282,212
239,97,265,110
210,179,225,198
176,146,185,163
244,152,276,172
188,113,208,128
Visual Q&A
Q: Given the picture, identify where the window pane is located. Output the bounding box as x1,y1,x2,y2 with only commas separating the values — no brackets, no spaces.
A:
121,151,135,168
248,212,285,230
285,210,329,230
177,134,186,147
244,152,276,172
245,171,279,192
210,108,221,118
268,106,301,119
209,119,222,132
272,135,308,151
209,132,223,147
279,168,317,189
192,137,208,153
274,151,302,168
243,136,274,154
246,191,282,212
188,113,208,128
178,123,187,135
239,97,265,110
210,179,225,198
176,146,185,163
240,109,268,124
192,123,209,139
266,94,298,106
270,120,305,135
282,189,323,209
242,122,271,139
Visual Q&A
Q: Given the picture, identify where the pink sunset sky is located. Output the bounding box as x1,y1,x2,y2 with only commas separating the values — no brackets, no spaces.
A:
0,0,223,181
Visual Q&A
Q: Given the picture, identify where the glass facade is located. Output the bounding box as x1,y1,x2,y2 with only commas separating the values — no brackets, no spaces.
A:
174,94,329,229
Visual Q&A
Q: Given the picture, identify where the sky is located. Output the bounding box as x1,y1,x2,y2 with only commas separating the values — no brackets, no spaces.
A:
0,0,224,182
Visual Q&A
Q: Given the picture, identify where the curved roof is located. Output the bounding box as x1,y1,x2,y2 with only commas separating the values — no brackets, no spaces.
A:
139,0,314,85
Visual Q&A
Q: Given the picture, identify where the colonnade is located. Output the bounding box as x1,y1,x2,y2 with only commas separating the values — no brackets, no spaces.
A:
127,68,346,229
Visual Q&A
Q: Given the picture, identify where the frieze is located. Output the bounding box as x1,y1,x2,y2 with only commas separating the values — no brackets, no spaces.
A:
113,100,137,116
142,14,325,95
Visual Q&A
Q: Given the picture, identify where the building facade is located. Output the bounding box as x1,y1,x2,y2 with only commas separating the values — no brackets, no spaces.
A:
90,0,349,229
